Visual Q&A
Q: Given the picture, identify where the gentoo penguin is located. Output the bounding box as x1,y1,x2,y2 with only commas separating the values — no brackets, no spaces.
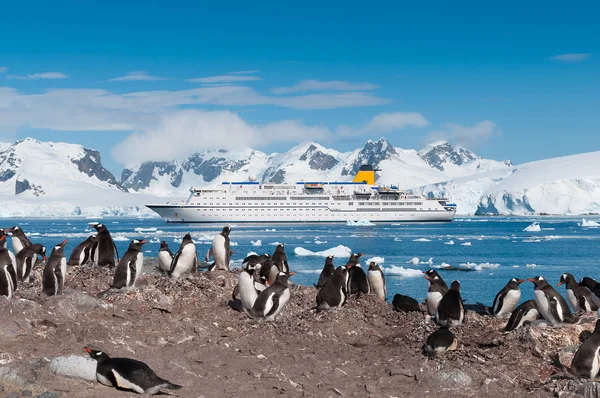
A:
157,241,174,275
89,223,119,268
67,235,96,266
367,261,386,300
232,272,295,320
424,269,449,316
315,255,335,288
529,276,576,326
169,234,198,280
477,278,525,318
436,280,465,327
111,239,146,292
4,226,32,255
580,277,600,299
557,273,599,312
15,244,46,283
392,294,420,312
42,240,68,296
346,253,370,296
206,225,231,272
504,300,540,331
316,266,350,312
85,347,182,395
242,253,271,268
259,259,279,287
0,239,17,298
272,243,289,273
570,320,600,379
236,262,260,310
0,230,17,280
422,327,458,357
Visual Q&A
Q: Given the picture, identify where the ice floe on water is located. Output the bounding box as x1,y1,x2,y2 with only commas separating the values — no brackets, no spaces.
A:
346,219,374,226
294,245,352,257
581,218,600,228
264,228,277,232
251,240,262,246
461,242,472,246
407,257,420,265
246,251,258,257
458,262,500,271
113,236,129,242
295,269,322,274
526,263,537,268
135,227,159,233
394,237,402,241
383,266,423,277
523,222,541,232
413,238,432,242
444,240,455,245
366,256,384,264
314,240,327,244
149,238,160,244
269,241,282,246
523,239,542,243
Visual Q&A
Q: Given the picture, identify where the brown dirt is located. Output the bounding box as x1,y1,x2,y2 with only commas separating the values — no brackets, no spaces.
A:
0,260,597,397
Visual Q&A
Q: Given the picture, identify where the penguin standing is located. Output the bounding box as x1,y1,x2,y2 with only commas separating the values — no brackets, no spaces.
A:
89,223,119,268
111,239,147,292
422,327,458,357
169,234,198,280
315,255,335,288
206,226,231,272
258,259,279,287
42,240,68,296
85,347,182,395
436,280,465,327
529,276,575,325
570,320,600,379
424,270,449,316
504,300,540,331
316,266,350,312
236,262,260,310
15,244,46,283
367,261,386,300
0,237,17,298
157,241,174,275
272,243,289,273
67,235,96,266
557,273,599,312
346,253,370,296
4,226,33,255
232,272,295,320
477,278,525,318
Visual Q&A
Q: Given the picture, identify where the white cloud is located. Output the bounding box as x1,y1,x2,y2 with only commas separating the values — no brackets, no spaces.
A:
109,71,168,82
550,53,591,62
0,67,7,73
428,120,500,147
272,79,378,94
337,112,429,137
228,70,260,75
112,110,331,166
6,72,67,80
187,75,262,83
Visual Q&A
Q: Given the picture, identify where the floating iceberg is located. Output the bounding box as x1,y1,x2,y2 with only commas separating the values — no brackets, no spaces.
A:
383,266,424,277
523,222,541,232
461,242,472,246
458,262,500,271
134,227,158,233
251,240,262,247
407,257,420,265
293,245,352,258
366,256,385,264
444,240,455,245
413,238,432,242
113,236,129,242
581,219,600,227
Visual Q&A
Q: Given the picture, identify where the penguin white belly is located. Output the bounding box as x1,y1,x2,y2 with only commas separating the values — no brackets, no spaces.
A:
172,245,196,277
3,265,14,298
11,237,23,255
427,291,443,315
60,258,67,290
368,271,385,300
534,290,558,324
96,372,112,387
134,252,144,286
591,346,600,379
111,369,145,394
496,290,521,317
239,273,258,309
265,288,290,321
518,309,540,328
338,286,346,308
566,289,579,311
93,246,99,265
78,250,86,266
158,251,171,272
8,251,16,269
211,235,227,270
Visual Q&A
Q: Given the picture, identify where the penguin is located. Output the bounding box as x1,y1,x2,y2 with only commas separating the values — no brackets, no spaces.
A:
15,243,46,283
557,273,600,312
316,266,350,312
157,241,174,275
235,262,260,310
111,239,147,292
315,255,335,288
346,253,370,296
42,240,68,296
258,259,279,287
169,234,198,280
367,261,386,300
392,294,420,312
580,277,600,299
529,276,576,326
436,280,465,327
231,272,295,321
422,327,458,357
477,278,525,318
0,230,17,281
0,238,17,298
4,226,33,255
205,225,231,272
570,320,600,379
272,243,289,273
85,346,182,395
504,300,540,331
67,235,96,266
424,269,449,316
89,223,119,268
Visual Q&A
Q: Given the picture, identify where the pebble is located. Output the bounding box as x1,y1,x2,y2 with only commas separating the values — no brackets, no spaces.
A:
49,355,96,381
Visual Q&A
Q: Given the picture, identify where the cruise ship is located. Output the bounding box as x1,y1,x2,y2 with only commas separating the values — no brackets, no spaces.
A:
146,165,457,223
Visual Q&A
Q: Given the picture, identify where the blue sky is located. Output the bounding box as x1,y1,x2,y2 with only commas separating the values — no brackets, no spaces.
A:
0,1,598,175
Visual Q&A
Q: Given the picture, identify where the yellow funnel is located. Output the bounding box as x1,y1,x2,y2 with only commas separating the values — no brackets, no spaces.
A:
352,165,378,184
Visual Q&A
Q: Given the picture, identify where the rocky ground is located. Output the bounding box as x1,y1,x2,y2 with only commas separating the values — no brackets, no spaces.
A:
1,260,599,398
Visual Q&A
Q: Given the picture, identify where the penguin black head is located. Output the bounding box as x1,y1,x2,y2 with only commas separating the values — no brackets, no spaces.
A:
85,346,110,363
89,223,107,232
557,273,576,287
221,225,231,237
423,269,442,282
245,262,257,275
369,262,380,271
508,277,525,288
450,280,461,291
325,255,335,265
275,244,285,253
182,233,193,243
160,241,169,250
528,276,548,288
129,239,147,251
34,244,47,261
51,240,68,255
4,226,22,236
275,271,295,285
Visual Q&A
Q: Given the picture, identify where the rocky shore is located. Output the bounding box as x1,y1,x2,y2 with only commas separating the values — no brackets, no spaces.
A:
0,259,599,397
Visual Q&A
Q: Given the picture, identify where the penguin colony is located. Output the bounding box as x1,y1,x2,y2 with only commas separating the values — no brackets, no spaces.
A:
3,223,600,393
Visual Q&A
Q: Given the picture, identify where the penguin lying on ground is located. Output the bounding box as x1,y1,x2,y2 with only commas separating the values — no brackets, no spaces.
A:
68,235,96,266
436,280,464,327
529,276,576,326
476,278,525,318
392,294,420,312
504,300,540,331
557,273,599,312
42,240,68,296
206,225,231,272
315,255,335,288
230,272,295,320
316,266,349,312
85,346,182,395
422,327,458,357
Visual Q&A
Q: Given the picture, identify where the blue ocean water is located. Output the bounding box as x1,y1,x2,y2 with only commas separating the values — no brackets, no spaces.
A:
2,216,600,305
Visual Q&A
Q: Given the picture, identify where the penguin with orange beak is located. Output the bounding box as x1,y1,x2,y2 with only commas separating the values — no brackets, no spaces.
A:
15,244,46,283
42,240,68,296
111,239,147,292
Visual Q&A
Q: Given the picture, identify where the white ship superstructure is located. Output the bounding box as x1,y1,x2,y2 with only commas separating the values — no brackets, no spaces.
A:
146,165,456,223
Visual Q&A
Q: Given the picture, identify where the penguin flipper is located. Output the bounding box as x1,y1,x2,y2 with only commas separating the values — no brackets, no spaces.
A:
264,294,281,318
170,251,181,273
205,248,212,262
232,284,240,300
113,241,120,262
192,256,198,273
54,266,64,295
